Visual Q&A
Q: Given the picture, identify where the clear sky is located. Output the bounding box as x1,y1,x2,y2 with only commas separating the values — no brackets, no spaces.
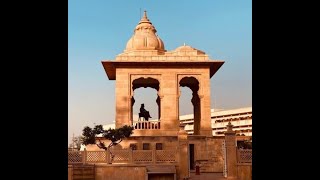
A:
68,0,252,144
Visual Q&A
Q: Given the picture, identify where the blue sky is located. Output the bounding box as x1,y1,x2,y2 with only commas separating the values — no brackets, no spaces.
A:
68,0,252,144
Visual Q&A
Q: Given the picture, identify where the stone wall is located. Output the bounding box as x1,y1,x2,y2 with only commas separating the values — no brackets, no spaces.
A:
188,136,224,173
203,137,224,172
68,165,146,180
80,135,228,180
68,164,179,180
237,164,252,180
84,136,225,173
96,164,146,180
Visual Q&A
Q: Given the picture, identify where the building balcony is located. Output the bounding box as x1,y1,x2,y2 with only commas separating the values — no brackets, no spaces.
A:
211,119,252,128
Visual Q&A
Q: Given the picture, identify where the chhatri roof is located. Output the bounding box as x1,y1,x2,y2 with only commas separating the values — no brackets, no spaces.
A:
102,11,225,80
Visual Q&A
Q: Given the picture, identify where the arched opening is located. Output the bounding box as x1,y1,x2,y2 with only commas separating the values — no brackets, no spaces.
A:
133,88,159,120
179,77,200,135
131,77,160,128
179,87,193,117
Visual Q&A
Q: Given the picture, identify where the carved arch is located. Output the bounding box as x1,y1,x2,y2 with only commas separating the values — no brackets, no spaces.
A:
178,75,202,135
177,75,202,97
130,75,162,96
130,75,162,121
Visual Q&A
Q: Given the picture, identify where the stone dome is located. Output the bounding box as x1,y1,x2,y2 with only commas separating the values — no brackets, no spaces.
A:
175,44,197,51
174,44,206,55
125,11,165,52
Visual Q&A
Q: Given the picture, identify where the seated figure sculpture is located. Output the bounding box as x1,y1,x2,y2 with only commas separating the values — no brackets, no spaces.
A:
139,103,152,121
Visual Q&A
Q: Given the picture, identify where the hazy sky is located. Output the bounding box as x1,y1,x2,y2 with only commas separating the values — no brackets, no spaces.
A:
68,0,252,144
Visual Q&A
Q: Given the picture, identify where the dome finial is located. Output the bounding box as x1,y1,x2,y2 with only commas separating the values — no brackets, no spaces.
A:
144,10,147,18
140,10,149,21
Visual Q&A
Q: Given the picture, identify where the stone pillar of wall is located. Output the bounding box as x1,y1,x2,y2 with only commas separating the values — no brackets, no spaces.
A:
224,122,238,180
178,124,189,180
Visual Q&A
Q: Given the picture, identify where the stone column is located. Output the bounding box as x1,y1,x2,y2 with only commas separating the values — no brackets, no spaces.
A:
224,122,238,180
199,72,213,137
129,96,135,126
115,71,130,128
178,124,189,180
191,92,200,135
156,95,161,120
159,73,179,133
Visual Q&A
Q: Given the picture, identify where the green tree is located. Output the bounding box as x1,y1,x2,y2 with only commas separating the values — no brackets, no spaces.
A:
81,125,134,161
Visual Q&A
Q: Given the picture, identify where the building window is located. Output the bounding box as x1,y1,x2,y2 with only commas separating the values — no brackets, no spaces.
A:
130,143,137,150
143,143,150,150
156,143,163,150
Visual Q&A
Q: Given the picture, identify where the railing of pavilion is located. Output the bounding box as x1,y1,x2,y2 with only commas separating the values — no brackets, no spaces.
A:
133,120,160,130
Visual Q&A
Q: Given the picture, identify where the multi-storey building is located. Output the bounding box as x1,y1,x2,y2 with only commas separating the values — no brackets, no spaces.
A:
180,107,252,136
